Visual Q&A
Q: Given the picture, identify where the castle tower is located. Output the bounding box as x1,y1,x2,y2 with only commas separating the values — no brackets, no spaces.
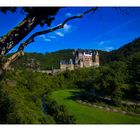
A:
83,51,93,67
94,51,100,67
79,60,84,68
60,60,67,71
74,50,83,68
69,59,74,70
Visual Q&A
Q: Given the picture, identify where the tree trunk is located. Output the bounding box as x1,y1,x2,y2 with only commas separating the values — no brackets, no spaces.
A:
0,15,41,56
0,65,4,80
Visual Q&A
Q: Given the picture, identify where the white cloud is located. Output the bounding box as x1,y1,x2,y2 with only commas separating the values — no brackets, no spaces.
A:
98,41,105,45
64,24,72,32
39,35,46,39
55,32,64,37
65,12,72,17
49,36,56,39
44,38,51,42
105,46,114,52
39,35,51,42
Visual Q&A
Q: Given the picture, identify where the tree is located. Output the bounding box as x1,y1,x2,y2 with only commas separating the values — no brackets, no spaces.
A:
43,94,76,124
127,52,140,101
98,62,127,101
0,7,98,72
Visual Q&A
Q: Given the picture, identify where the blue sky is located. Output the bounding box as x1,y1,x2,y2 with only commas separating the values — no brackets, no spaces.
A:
0,7,140,53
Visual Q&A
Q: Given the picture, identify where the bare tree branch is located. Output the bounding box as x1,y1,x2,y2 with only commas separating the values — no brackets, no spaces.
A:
3,7,98,70
2,51,24,70
18,7,98,52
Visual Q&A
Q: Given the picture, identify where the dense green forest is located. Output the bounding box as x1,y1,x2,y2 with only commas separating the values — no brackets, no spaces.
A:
11,49,74,70
0,53,140,123
0,37,140,124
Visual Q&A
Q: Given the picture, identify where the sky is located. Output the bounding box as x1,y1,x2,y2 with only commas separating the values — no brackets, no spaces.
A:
0,7,140,53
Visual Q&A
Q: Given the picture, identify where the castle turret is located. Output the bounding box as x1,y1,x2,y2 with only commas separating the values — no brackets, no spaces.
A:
94,51,100,67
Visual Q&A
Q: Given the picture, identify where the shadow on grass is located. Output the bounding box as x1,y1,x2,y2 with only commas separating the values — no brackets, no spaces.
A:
65,90,83,101
65,89,116,106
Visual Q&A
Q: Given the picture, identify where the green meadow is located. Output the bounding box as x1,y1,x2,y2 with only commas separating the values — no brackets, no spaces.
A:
51,89,140,124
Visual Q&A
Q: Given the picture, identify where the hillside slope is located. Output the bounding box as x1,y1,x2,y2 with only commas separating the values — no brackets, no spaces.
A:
11,37,140,69
12,49,108,70
106,37,140,62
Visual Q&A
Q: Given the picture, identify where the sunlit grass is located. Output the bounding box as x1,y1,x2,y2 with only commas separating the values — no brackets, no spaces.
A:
51,89,140,124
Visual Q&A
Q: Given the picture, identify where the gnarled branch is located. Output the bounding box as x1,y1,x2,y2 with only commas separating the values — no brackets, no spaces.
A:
18,7,98,52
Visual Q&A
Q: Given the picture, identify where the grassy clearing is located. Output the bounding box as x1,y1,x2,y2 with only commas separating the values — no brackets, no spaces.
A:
51,89,140,124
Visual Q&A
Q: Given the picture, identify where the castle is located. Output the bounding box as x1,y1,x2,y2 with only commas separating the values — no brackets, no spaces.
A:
60,49,100,71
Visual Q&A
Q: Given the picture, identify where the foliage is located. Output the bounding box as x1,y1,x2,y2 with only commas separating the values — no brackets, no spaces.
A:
0,7,61,27
0,36,140,123
10,50,73,70
43,94,76,124
0,70,56,124
105,37,140,62
127,52,140,101
0,69,79,124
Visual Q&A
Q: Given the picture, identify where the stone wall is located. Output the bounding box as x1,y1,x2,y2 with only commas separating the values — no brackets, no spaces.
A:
60,64,74,71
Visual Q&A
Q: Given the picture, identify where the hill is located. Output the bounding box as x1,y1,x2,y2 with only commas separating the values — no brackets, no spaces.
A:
11,37,140,70
12,49,74,70
11,49,108,70
105,37,140,62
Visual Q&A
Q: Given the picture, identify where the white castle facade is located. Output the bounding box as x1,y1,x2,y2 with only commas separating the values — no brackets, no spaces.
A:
60,49,100,71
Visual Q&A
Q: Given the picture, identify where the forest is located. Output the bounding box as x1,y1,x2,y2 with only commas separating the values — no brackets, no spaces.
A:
0,37,140,123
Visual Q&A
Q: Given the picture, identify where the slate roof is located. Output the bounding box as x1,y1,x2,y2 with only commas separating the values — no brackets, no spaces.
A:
74,49,93,55
60,59,74,65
